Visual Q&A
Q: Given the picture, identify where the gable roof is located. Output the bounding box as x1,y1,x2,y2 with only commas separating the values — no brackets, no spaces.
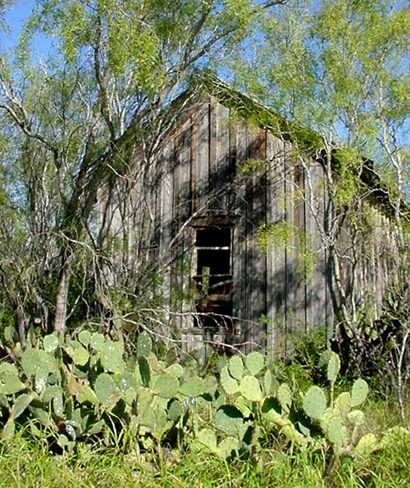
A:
188,72,408,221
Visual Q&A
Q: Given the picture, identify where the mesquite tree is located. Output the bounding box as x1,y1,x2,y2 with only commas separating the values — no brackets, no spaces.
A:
0,0,286,340
230,0,409,370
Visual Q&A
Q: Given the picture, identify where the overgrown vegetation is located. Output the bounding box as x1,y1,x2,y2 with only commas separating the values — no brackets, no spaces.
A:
0,329,409,486
0,1,408,484
0,330,408,476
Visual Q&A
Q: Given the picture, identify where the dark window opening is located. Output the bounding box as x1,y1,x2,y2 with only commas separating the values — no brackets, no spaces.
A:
193,226,233,331
196,228,231,247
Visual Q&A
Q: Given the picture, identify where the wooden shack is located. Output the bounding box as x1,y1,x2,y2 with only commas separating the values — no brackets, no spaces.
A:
99,77,400,354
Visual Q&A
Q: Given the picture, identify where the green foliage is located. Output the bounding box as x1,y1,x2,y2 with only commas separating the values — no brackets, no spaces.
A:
0,332,390,464
303,386,326,420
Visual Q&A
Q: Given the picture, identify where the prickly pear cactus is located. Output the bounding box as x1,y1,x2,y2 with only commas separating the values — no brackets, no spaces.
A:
351,378,369,407
0,364,25,395
180,376,206,398
240,375,263,402
229,355,244,380
277,383,292,413
327,352,341,383
153,374,179,399
303,386,327,420
245,352,265,376
137,332,152,357
220,366,239,395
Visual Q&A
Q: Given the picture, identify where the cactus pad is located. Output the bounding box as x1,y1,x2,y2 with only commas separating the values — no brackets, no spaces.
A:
214,405,245,436
43,334,60,353
327,353,341,383
303,385,326,420
0,366,25,395
137,332,152,357
351,378,369,407
71,346,90,366
240,375,263,402
78,330,91,347
326,416,348,447
180,376,206,397
277,383,292,413
196,428,217,452
218,437,240,459
154,374,179,399
229,355,244,380
101,340,125,373
11,393,35,420
94,373,117,404
334,392,352,417
90,333,105,351
245,352,265,375
220,366,239,395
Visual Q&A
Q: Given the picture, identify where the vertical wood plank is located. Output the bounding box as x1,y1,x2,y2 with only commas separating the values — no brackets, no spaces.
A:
178,127,193,330
209,99,231,211
244,126,267,351
283,141,294,352
193,102,210,213
232,120,248,350
159,139,174,315
305,162,327,333
265,133,286,356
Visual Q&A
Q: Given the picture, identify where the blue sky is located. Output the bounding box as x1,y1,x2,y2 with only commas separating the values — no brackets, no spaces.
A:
1,0,34,47
0,0,53,59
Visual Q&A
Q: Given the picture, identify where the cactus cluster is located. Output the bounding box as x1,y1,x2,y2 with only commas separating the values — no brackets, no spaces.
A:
0,333,378,460
0,331,212,449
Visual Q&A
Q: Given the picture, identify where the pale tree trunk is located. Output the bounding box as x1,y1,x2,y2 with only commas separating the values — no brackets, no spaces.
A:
53,260,72,334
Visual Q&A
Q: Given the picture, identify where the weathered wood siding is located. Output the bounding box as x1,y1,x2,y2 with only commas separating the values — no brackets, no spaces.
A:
141,95,333,352
100,93,398,353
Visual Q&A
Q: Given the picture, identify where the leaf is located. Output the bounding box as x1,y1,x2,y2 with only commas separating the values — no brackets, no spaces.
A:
229,355,244,380
179,376,206,397
94,373,116,404
137,332,152,357
12,393,35,419
101,341,125,373
240,375,263,402
351,379,369,407
245,352,265,375
303,386,326,420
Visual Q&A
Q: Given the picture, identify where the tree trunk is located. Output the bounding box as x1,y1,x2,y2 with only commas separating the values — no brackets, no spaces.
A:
53,262,71,334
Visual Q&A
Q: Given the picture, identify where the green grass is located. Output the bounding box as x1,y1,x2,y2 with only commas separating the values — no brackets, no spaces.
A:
1,421,409,488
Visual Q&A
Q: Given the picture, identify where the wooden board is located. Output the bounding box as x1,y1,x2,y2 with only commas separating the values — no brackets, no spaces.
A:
232,119,248,350
265,133,287,357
